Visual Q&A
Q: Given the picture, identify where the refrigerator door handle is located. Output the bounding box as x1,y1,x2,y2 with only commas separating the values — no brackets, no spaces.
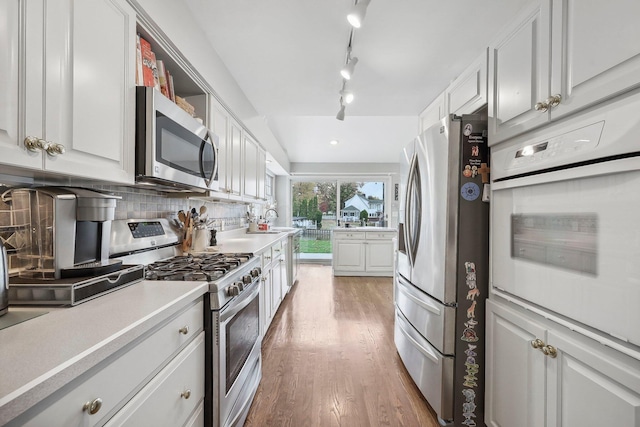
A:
396,276,442,316
405,152,421,267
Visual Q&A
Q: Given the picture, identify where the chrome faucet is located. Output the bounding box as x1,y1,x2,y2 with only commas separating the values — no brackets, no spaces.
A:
264,208,279,221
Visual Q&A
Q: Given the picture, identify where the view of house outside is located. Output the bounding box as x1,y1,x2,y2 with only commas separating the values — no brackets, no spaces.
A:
291,180,386,258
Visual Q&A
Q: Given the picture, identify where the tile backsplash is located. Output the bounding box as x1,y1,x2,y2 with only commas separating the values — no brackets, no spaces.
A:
0,183,250,264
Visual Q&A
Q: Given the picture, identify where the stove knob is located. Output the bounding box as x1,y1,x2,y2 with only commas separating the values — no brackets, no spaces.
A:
235,281,244,291
251,267,262,277
242,274,252,284
226,285,239,296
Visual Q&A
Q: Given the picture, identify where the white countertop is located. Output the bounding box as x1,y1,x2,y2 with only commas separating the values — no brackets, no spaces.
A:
209,227,297,254
0,280,208,425
332,227,397,232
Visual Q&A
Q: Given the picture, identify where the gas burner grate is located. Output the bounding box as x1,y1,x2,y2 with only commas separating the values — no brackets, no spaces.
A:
144,252,254,282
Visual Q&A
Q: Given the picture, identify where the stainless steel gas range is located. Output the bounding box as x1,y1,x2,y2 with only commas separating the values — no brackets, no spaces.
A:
110,219,262,427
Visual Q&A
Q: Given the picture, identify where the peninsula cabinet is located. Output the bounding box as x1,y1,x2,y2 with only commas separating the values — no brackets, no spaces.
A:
332,229,396,277
7,299,205,427
488,0,640,145
0,0,136,184
486,299,640,427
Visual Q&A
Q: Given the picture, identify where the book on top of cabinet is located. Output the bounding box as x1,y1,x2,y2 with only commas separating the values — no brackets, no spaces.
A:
139,36,160,90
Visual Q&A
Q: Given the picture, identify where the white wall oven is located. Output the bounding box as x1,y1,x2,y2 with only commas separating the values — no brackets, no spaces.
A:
135,87,219,192
491,91,640,349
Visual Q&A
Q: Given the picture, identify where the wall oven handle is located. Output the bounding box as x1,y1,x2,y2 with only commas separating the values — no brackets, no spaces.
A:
396,275,442,315
219,281,260,323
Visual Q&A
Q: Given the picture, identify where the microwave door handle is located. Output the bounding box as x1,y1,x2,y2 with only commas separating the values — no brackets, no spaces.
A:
207,130,219,186
201,131,218,187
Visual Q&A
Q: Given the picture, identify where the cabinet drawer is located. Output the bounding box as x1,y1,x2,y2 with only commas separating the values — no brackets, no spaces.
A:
14,300,204,427
104,333,205,427
333,231,365,240
365,231,396,240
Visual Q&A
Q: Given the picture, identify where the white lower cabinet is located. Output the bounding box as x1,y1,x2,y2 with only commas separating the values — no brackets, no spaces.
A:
332,230,396,276
486,299,640,427
9,299,204,427
104,333,205,427
260,239,287,336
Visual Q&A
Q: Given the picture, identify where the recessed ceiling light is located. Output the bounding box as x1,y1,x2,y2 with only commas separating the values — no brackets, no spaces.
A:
329,140,339,145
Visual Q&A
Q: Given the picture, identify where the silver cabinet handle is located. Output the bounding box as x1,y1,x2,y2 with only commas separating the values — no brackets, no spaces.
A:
24,136,48,152
82,398,103,415
181,389,192,399
45,142,65,156
178,326,189,335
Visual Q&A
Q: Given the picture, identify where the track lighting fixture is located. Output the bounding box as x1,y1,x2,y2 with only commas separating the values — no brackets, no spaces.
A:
336,101,346,121
339,80,354,104
347,0,371,29
340,56,358,80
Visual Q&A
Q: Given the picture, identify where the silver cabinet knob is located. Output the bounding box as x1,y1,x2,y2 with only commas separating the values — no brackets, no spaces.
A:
534,100,549,112
181,389,192,399
530,338,545,349
178,326,189,335
542,345,558,358
45,142,65,156
546,94,562,108
82,397,103,415
24,136,48,152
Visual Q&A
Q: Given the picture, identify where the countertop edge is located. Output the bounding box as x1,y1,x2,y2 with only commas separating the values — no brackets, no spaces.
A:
0,281,208,425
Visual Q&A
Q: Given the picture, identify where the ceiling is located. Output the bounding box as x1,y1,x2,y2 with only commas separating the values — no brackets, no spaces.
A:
183,0,533,171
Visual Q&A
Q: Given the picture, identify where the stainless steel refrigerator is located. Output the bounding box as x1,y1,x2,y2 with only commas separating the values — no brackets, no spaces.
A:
395,114,489,427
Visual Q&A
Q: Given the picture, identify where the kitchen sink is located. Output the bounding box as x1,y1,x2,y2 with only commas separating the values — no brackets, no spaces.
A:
246,230,282,234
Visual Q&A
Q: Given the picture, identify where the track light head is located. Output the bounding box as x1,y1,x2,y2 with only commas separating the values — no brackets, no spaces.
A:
347,0,371,28
336,102,346,121
340,89,354,104
340,57,358,80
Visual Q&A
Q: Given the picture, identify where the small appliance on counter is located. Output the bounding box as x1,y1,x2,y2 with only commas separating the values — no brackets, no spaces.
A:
1,242,8,316
5,187,144,306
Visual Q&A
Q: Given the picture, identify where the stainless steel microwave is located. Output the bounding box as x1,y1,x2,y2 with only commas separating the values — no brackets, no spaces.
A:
135,87,219,192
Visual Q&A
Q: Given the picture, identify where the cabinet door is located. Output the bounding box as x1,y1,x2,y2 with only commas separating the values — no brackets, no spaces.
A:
545,329,640,427
447,49,488,116
229,120,243,196
210,97,230,195
550,0,640,120
243,135,258,199
271,259,282,314
333,240,365,272
43,0,135,183
260,268,273,335
257,147,266,201
365,240,394,272
486,300,547,427
419,92,446,133
0,0,47,171
488,1,551,146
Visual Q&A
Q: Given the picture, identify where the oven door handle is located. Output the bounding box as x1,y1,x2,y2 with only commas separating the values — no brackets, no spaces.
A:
219,281,260,323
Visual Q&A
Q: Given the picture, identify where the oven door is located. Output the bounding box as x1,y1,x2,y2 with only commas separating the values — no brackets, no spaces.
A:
216,280,261,427
492,156,640,346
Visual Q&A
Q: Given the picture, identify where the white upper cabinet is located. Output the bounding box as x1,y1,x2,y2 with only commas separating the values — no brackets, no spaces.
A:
228,119,243,198
419,92,447,133
549,0,640,120
488,1,552,145
489,0,640,145
0,0,135,183
242,134,258,200
210,96,230,194
446,48,488,116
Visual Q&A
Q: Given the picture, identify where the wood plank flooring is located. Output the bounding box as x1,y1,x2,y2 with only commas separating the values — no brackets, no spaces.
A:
244,264,439,427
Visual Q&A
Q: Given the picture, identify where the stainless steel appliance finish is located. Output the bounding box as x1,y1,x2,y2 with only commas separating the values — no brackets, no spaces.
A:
490,92,640,350
135,87,219,192
7,187,121,280
0,243,8,316
116,219,262,427
396,115,490,426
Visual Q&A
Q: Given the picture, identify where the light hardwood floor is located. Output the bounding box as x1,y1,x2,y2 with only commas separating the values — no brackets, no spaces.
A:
244,264,440,427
